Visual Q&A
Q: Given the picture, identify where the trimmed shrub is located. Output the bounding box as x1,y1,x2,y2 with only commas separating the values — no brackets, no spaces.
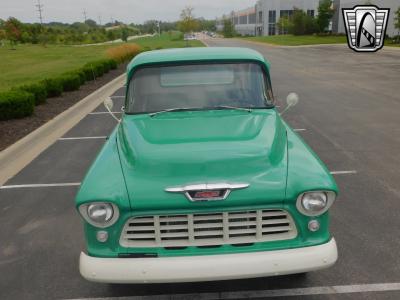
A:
101,61,110,73
59,73,81,92
108,59,118,70
15,83,47,105
42,78,63,98
106,43,142,64
84,61,104,78
69,69,86,85
0,90,35,121
93,62,105,77
81,66,95,81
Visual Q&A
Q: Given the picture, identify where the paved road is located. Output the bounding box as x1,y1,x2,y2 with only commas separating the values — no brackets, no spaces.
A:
1,39,400,300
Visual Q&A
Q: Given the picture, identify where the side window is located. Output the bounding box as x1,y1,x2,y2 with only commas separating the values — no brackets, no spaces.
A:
265,74,275,104
126,79,135,111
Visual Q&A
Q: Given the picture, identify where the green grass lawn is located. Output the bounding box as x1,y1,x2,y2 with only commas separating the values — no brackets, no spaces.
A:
0,44,118,92
242,35,347,46
0,32,204,93
386,40,400,47
133,32,204,49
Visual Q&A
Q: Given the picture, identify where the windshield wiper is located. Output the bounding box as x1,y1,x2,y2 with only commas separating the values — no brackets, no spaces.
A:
149,107,202,117
212,106,252,113
149,106,252,117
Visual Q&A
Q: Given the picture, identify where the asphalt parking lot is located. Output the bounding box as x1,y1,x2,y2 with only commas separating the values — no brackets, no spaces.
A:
1,39,400,300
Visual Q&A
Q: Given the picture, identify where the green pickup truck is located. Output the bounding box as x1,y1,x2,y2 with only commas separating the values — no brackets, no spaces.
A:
76,47,338,283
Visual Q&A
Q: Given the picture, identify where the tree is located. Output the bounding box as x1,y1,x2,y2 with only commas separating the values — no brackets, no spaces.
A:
304,14,319,34
5,17,23,48
317,0,334,33
121,27,129,42
222,18,236,38
106,30,116,41
198,18,216,32
289,8,318,35
85,19,97,28
395,7,400,43
291,9,306,35
277,16,291,35
71,22,89,33
0,29,6,46
0,19,6,43
178,6,199,34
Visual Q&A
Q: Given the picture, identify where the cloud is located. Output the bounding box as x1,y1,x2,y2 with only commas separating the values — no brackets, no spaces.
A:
0,0,256,23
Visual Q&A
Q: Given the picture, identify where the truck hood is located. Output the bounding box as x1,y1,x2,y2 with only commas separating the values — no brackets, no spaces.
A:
117,110,288,211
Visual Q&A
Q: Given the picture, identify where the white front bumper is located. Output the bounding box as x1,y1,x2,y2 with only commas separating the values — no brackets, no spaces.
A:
80,238,337,283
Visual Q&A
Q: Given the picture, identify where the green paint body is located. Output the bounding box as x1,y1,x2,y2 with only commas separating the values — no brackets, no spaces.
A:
76,48,338,258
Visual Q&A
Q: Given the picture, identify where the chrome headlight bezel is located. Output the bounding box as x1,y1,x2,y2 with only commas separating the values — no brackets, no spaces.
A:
78,202,119,228
296,191,336,217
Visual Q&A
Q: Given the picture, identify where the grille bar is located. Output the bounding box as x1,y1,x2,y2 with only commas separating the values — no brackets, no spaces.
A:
120,209,297,248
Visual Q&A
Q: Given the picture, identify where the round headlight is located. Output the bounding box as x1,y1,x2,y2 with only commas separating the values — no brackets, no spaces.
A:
296,191,335,216
87,203,114,223
302,192,327,212
79,202,119,228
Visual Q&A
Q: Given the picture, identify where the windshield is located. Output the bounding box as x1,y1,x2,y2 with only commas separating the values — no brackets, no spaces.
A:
126,63,274,114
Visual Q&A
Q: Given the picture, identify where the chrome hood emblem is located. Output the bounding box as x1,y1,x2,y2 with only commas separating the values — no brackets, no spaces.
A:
165,183,250,202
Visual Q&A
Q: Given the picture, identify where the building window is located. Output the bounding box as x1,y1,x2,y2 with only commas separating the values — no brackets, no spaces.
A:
307,10,315,17
258,11,263,23
234,16,239,25
280,10,293,19
268,24,276,35
268,10,276,36
249,13,256,24
268,10,276,23
239,15,248,24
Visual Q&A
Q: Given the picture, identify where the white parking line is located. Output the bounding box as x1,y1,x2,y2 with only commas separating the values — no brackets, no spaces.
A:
330,170,358,175
59,136,107,140
293,129,307,132
89,112,122,115
1,171,355,190
110,95,125,99
63,282,400,300
0,183,81,190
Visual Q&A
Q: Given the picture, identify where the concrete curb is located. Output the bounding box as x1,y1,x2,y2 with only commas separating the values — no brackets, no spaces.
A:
233,38,348,49
384,46,400,51
0,74,126,186
233,38,400,51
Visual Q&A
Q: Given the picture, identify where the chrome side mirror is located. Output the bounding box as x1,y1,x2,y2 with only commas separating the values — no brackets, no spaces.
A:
280,93,299,115
103,98,121,123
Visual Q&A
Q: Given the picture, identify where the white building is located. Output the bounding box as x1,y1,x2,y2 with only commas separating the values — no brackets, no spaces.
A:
332,0,399,37
234,7,258,36
217,0,399,37
217,0,320,36
255,0,319,36
216,7,257,36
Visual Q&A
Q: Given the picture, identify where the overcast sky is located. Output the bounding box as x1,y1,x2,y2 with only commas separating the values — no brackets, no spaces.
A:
0,0,257,24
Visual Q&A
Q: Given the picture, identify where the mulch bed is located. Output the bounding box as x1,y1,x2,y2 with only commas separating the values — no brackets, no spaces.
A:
0,64,127,152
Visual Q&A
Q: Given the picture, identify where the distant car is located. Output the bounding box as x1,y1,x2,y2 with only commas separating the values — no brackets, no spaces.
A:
77,47,338,284
184,33,196,41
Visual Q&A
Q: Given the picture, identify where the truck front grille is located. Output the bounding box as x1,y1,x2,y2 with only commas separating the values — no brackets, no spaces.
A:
120,209,297,248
